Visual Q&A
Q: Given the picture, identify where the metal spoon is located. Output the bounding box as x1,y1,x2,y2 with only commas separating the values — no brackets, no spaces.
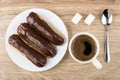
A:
101,9,112,63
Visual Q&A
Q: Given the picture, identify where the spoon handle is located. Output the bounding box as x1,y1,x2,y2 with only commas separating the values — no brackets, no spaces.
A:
104,30,110,62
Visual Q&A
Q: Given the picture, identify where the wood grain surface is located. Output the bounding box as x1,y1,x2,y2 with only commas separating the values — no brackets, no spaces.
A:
0,0,120,80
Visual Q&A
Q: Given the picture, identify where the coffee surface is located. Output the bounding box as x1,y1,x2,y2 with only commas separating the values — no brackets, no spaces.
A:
72,35,96,61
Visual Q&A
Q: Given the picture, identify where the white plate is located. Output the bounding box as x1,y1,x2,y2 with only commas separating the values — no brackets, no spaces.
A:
5,8,68,72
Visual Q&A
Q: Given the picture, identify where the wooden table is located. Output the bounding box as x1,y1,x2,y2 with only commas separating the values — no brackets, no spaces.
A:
0,0,120,80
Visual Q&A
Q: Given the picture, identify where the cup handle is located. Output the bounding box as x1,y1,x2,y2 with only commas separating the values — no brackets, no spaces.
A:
92,59,102,70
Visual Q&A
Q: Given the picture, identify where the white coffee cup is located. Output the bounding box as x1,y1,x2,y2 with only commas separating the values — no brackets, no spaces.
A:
69,32,102,69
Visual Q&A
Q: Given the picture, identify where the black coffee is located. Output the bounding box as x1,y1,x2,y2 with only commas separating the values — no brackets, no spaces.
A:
72,35,96,61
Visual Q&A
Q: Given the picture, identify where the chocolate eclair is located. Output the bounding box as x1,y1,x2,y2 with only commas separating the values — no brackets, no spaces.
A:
17,23,56,57
8,34,47,67
27,12,64,45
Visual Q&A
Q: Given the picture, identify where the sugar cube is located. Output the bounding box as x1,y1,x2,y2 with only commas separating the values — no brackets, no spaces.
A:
71,13,82,24
84,14,95,25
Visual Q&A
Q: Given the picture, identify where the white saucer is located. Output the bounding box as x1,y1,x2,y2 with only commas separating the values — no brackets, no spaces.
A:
5,8,68,72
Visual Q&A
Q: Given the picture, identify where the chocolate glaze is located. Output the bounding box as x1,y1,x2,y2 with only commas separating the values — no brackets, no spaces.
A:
9,34,46,67
27,12,64,45
17,23,56,57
